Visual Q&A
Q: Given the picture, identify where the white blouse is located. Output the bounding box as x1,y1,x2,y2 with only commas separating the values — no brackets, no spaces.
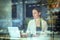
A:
26,18,48,35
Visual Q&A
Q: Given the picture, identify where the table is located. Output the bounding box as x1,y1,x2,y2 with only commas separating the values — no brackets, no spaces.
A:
0,34,53,40
0,31,53,40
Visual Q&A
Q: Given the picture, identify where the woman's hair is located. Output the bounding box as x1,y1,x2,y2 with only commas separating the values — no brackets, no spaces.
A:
32,7,41,13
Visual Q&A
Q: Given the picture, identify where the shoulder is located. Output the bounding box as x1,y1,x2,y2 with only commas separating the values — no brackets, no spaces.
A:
28,19,35,27
28,19,35,23
41,18,48,27
41,18,47,23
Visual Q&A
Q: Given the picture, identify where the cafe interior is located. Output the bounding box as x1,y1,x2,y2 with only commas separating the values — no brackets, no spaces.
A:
0,0,60,40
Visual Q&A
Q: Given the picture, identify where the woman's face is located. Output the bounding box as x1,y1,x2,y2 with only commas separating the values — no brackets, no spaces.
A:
32,9,41,19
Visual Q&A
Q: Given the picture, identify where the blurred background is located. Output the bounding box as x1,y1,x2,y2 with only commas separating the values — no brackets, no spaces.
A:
0,0,60,40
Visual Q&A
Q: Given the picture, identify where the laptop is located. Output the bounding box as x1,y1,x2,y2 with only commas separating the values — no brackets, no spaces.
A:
8,27,20,39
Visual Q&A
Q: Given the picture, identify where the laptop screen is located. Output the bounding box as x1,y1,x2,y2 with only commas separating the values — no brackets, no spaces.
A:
8,27,20,38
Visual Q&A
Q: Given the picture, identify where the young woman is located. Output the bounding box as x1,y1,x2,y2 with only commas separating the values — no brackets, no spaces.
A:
26,8,48,37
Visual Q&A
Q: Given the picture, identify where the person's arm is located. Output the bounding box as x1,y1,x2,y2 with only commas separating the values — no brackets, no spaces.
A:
26,21,31,34
43,21,48,32
41,21,48,34
26,20,37,37
21,21,31,37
